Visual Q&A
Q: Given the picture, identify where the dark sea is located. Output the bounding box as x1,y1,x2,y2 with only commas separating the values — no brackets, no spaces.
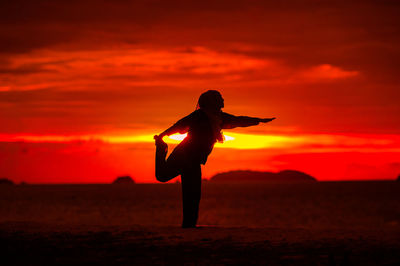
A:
1,182,399,229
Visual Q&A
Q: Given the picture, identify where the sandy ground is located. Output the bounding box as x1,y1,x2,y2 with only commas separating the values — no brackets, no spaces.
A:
1,182,399,265
1,222,399,265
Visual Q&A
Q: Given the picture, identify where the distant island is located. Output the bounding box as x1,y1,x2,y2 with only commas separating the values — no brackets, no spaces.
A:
0,178,14,185
112,176,135,184
210,170,317,183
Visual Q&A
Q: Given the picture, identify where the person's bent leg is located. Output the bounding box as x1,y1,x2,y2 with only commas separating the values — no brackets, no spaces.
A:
181,163,202,228
155,137,182,182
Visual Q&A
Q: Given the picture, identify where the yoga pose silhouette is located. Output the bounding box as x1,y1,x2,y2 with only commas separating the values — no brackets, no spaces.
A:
154,90,275,228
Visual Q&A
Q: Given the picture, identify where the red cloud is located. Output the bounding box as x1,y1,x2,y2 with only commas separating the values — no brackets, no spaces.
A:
296,64,359,81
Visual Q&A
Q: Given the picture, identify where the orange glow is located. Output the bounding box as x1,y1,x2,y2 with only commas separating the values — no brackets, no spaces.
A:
168,133,235,142
1,132,399,152
1,132,399,183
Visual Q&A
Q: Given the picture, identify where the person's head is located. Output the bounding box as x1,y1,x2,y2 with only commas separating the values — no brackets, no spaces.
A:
197,90,224,111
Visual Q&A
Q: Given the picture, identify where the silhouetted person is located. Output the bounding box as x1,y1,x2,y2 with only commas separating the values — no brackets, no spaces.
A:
154,90,275,228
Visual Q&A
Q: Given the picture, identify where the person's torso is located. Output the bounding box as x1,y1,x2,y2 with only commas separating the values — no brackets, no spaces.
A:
177,109,222,164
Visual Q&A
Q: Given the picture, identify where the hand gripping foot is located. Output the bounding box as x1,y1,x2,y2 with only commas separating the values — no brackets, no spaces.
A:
154,135,168,158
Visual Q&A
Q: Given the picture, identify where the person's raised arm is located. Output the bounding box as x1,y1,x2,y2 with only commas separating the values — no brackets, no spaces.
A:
155,112,193,139
222,112,275,129
157,124,184,138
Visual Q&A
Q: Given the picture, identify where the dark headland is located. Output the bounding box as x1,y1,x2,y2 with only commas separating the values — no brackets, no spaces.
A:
112,176,135,184
0,178,14,185
210,170,317,183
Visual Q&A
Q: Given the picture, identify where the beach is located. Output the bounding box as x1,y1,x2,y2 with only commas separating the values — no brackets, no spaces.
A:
1,182,399,265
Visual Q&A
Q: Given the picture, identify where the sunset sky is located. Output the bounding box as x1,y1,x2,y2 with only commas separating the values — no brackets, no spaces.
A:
1,0,399,183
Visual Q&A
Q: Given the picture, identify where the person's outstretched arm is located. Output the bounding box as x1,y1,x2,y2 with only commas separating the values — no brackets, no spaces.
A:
222,112,275,129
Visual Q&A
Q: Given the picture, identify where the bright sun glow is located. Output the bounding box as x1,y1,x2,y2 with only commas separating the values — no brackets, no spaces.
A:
168,134,187,141
1,132,398,152
166,132,303,149
168,134,235,142
216,132,303,149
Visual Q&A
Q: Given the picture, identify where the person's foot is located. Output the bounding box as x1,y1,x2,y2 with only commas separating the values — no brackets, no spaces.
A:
181,224,197,229
154,135,168,157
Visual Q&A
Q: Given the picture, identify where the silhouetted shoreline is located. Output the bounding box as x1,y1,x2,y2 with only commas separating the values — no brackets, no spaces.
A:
210,169,317,183
4,179,400,186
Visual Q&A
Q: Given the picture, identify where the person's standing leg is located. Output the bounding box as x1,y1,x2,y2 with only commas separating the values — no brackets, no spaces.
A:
181,163,202,228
